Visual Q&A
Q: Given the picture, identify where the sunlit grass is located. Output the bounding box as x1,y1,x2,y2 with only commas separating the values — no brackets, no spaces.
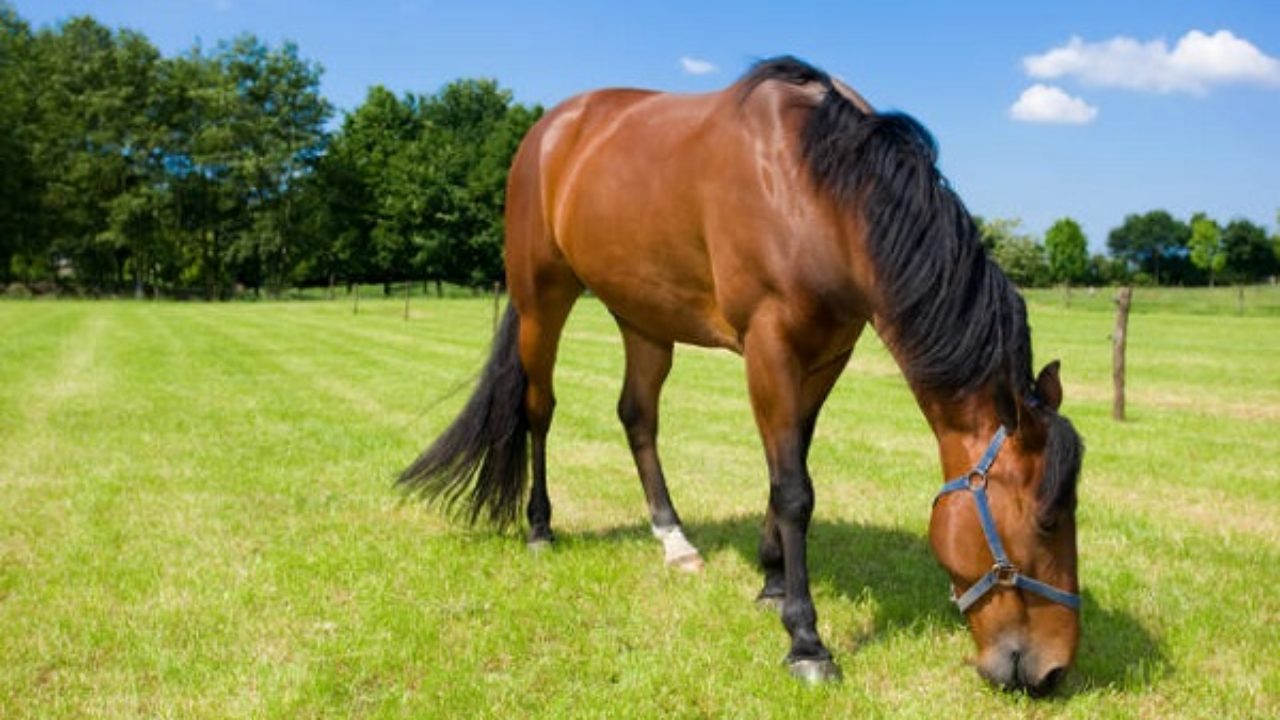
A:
1,295,1277,717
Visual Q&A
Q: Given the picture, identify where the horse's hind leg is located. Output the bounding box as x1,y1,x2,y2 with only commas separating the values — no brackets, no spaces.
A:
617,321,703,571
513,272,581,548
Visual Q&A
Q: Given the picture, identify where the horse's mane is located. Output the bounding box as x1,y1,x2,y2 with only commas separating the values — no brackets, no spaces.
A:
740,57,1081,516
741,56,1028,395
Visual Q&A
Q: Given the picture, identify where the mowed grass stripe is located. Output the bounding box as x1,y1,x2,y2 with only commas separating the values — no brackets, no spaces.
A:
1,299,1278,718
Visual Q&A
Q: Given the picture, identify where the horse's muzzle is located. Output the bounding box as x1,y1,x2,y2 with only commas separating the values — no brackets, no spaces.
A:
977,645,1068,697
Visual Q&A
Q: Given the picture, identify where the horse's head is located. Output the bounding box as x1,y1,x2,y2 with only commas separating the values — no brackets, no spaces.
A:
928,361,1083,695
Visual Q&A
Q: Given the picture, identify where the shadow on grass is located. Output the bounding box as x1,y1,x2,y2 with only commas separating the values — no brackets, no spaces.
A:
578,514,1168,695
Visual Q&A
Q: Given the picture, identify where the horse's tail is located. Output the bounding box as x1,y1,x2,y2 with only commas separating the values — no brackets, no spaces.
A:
398,303,529,529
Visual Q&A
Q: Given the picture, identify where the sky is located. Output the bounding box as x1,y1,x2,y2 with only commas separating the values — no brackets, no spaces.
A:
16,0,1280,252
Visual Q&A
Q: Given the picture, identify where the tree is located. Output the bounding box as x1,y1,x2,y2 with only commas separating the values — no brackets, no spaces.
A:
1107,210,1192,285
214,35,331,296
991,236,1048,287
1044,217,1088,285
976,217,1048,286
1188,213,1226,287
28,16,161,292
0,4,39,284
974,216,1025,254
1221,218,1277,284
321,85,421,291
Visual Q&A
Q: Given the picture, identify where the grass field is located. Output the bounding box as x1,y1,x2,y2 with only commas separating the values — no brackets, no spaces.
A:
1,293,1278,718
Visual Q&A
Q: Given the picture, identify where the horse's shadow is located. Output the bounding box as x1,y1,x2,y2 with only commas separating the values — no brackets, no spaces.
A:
584,514,1168,695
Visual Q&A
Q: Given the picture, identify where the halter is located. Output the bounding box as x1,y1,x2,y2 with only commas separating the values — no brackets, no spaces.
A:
934,426,1081,613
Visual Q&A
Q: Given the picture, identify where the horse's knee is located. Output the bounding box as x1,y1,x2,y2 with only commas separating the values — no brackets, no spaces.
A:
769,476,814,522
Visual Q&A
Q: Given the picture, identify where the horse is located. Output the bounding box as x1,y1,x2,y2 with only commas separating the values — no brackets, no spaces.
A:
400,56,1084,694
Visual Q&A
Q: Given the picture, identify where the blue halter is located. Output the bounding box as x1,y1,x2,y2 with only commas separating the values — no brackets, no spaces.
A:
934,426,1081,613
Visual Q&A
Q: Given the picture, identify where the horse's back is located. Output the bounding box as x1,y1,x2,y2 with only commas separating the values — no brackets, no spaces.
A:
506,79,844,349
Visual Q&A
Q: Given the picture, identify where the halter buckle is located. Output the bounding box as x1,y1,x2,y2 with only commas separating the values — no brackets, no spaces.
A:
966,470,987,490
993,563,1019,586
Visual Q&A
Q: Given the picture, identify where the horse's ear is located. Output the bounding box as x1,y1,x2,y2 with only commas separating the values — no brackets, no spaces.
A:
1036,360,1064,411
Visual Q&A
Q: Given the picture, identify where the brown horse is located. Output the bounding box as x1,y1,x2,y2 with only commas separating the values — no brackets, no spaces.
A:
401,57,1084,694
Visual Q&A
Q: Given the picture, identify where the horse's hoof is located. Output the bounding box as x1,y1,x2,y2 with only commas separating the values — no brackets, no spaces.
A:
667,551,704,573
755,593,784,612
788,657,842,684
527,538,553,554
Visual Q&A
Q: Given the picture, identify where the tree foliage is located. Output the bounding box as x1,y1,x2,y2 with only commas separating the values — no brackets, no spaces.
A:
1188,214,1225,287
1044,217,1088,284
1221,218,1277,283
0,6,538,297
1,5,1274,296
1107,210,1194,285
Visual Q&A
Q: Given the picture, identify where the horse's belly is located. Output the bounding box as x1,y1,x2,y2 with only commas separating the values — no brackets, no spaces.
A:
559,226,740,350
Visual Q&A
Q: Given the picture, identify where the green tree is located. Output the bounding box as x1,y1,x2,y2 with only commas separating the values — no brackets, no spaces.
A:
321,85,420,291
976,217,1048,286
1221,218,1277,283
29,16,161,292
0,4,39,284
214,35,331,296
1044,217,1088,285
1188,213,1226,287
974,216,1025,255
1107,210,1192,285
991,236,1048,287
382,78,540,289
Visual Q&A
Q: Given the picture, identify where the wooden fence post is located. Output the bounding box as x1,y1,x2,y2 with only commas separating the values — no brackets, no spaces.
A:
1112,286,1133,421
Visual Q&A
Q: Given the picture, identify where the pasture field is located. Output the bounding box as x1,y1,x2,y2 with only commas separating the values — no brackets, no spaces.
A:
1,294,1278,718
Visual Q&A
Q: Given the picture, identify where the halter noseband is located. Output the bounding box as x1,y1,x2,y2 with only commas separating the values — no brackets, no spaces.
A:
934,426,1081,613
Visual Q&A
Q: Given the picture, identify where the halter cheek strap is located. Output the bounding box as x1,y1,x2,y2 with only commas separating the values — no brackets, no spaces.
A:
934,427,1081,613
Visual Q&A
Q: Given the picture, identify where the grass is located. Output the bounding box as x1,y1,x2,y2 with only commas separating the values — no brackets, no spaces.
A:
1,293,1277,718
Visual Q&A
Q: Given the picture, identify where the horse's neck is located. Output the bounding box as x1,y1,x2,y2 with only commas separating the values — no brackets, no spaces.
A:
911,383,1003,481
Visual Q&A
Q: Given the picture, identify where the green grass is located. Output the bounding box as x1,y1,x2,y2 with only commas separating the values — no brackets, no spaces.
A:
1022,283,1280,317
1,294,1277,718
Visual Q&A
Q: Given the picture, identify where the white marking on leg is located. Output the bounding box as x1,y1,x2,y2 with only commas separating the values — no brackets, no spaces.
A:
652,524,703,569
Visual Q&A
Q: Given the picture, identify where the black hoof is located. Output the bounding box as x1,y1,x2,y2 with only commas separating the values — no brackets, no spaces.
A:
788,657,842,684
527,528,554,554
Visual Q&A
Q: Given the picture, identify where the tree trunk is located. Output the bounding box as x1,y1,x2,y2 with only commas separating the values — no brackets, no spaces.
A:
1237,285,1245,316
404,280,411,321
435,279,442,298
1112,286,1133,421
353,283,360,315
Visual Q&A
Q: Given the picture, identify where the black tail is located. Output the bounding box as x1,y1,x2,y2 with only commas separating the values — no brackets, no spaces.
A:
398,304,529,529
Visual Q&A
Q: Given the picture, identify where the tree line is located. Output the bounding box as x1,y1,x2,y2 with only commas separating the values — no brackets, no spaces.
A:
0,6,540,299
2,6,1277,298
979,211,1280,289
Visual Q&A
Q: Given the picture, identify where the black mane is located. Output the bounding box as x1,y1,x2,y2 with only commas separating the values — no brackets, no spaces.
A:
741,57,1081,515
743,56,1031,396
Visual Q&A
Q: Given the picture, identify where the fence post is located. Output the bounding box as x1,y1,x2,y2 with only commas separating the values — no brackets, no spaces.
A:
353,283,360,316
1112,286,1133,421
404,280,411,321
1237,285,1245,316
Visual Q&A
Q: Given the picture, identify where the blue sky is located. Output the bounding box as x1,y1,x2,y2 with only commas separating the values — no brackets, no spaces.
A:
18,0,1280,252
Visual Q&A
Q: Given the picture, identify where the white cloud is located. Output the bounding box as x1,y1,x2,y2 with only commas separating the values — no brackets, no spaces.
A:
1009,84,1099,124
679,56,718,76
1024,30,1280,94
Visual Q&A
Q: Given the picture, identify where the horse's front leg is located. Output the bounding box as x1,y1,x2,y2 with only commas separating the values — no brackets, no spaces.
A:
744,313,851,683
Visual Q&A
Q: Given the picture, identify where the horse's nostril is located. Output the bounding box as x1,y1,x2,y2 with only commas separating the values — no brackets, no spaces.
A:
1029,666,1068,697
